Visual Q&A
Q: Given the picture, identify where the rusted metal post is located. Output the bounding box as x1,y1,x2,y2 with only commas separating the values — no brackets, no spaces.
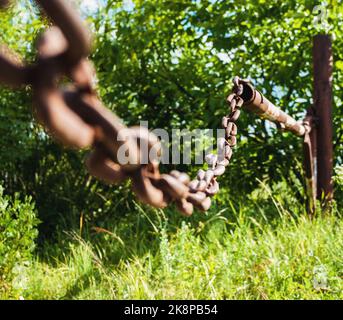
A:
234,78,318,213
303,107,317,214
313,35,333,201
239,81,306,136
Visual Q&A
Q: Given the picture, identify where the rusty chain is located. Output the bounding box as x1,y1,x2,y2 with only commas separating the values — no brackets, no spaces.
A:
0,0,242,216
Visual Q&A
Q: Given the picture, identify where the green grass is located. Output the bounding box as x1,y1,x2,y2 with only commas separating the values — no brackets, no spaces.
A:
2,177,342,300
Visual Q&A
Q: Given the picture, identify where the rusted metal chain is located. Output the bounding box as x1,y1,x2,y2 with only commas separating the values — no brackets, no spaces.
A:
0,0,10,9
235,78,307,136
232,76,317,214
0,0,243,216
2,1,319,216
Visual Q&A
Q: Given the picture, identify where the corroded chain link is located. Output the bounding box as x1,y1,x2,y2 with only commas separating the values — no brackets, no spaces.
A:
0,0,242,216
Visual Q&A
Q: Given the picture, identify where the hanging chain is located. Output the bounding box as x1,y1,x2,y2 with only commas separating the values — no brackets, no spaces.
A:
0,0,242,216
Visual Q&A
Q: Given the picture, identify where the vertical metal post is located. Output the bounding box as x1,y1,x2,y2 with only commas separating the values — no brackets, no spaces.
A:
313,35,334,201
303,107,317,214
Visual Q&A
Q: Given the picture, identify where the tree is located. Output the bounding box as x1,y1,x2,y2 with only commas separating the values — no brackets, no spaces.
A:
0,1,342,237
90,0,343,194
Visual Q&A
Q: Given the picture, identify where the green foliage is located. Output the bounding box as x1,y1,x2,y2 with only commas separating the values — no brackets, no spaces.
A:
0,186,40,297
0,0,342,300
90,0,343,194
0,0,341,238
2,179,342,300
0,1,46,184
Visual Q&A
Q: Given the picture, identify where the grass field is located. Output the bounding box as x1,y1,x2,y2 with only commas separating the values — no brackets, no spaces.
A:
4,178,342,300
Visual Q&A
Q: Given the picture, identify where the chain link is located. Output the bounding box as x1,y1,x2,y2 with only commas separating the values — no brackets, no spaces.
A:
0,0,243,216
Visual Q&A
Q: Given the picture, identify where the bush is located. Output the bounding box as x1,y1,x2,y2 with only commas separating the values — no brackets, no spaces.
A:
0,186,40,296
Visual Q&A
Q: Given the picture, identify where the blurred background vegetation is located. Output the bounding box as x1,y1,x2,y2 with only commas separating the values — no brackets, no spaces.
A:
0,0,342,299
